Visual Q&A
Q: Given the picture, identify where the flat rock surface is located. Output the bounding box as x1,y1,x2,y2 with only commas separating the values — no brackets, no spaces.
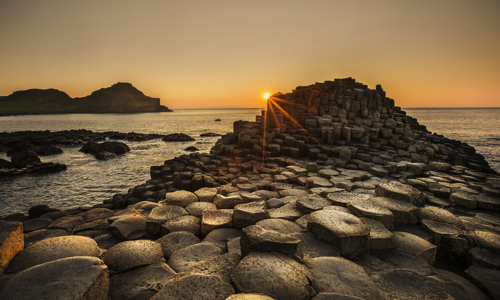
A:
163,190,198,207
375,182,425,207
151,272,235,300
305,256,381,300
168,242,223,272
103,240,164,272
7,235,100,274
0,256,108,300
109,214,147,240
231,252,312,300
156,231,200,258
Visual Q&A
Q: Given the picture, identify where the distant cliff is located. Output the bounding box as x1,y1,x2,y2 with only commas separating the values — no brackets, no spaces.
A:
0,82,172,115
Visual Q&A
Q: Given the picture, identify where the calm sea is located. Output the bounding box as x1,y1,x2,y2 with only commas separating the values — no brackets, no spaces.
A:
0,108,498,216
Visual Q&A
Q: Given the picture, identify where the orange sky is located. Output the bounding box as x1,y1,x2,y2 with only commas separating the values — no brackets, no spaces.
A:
1,0,499,109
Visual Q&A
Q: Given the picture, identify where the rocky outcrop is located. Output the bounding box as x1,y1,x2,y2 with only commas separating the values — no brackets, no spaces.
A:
0,82,172,115
1,77,499,299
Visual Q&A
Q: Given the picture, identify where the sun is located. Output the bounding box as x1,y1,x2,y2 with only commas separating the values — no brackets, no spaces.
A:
263,92,270,100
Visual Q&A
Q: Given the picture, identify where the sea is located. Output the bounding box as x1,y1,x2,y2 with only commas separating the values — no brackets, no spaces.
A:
0,108,498,217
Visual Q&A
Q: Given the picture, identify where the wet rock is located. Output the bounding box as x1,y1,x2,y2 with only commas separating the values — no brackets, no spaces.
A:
308,209,370,256
306,257,381,300
167,242,223,272
151,272,234,300
185,146,199,151
372,269,453,299
201,210,233,235
0,220,23,270
231,252,312,300
103,240,164,272
391,231,437,265
375,182,425,207
108,263,176,300
7,235,100,274
465,265,500,300
109,214,147,240
36,144,63,156
95,151,116,159
240,225,300,256
162,133,195,142
11,150,41,168
28,204,52,219
0,256,109,300
162,190,198,207
156,231,200,258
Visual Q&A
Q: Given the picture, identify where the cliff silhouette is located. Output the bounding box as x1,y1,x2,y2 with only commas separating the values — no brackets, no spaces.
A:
0,82,172,115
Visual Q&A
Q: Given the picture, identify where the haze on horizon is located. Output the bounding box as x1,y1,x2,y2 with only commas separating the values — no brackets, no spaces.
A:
1,0,499,109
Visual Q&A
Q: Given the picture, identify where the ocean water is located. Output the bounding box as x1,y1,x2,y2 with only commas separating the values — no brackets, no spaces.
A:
0,107,498,216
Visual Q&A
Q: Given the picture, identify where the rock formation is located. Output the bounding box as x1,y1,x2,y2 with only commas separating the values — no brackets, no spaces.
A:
1,77,499,299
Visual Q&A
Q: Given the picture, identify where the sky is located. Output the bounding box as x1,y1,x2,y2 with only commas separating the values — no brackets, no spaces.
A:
1,0,499,109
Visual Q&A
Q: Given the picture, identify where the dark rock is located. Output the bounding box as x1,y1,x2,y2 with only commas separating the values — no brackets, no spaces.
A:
200,132,222,137
184,146,199,151
0,158,14,169
11,150,41,168
90,141,130,155
36,144,63,156
28,204,51,219
162,133,195,142
95,151,116,159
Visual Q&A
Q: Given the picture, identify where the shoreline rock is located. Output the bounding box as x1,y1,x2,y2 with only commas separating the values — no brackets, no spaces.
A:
1,77,499,299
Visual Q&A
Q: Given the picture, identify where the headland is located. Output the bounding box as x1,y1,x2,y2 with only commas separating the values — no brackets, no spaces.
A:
1,77,499,299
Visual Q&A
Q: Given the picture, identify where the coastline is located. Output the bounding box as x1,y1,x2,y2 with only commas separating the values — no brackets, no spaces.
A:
1,79,499,299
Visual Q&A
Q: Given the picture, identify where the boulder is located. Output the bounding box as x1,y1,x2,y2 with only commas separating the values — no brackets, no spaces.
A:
28,204,52,219
6,235,100,274
308,209,370,256
231,252,312,300
305,257,382,300
87,141,130,155
150,272,235,300
11,150,41,168
108,263,176,300
102,240,164,272
0,220,24,270
36,144,63,156
162,133,195,142
0,256,109,300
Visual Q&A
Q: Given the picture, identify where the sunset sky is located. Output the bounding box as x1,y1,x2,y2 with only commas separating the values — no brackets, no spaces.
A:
1,0,499,109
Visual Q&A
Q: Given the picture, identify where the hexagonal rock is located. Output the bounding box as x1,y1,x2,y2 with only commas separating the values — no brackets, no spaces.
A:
305,257,382,300
255,218,303,235
420,219,474,261
473,230,500,255
213,194,246,209
195,187,218,202
308,209,370,256
369,166,389,177
0,221,24,270
231,252,312,300
167,242,223,272
267,203,303,221
146,205,189,236
162,190,198,207
156,231,200,259
372,269,453,299
93,234,122,251
47,216,85,231
203,228,242,251
109,214,147,240
467,247,500,270
108,263,176,300
296,194,332,214
186,202,217,218
371,197,418,225
449,192,478,210
279,188,310,198
418,206,464,229
22,218,52,232
240,225,300,257
0,256,109,300
306,177,334,188
24,228,69,248
432,268,490,300
291,231,340,261
233,201,269,229
226,294,275,300
85,208,115,222
187,253,241,283
6,235,100,274
74,219,110,233
161,215,200,236
375,182,425,207
465,265,500,300
359,218,394,250
391,231,437,265
151,272,235,300
102,240,164,272
347,198,394,230
201,210,233,235
326,192,371,207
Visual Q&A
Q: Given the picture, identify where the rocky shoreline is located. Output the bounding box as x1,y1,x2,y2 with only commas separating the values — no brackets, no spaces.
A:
1,78,500,299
